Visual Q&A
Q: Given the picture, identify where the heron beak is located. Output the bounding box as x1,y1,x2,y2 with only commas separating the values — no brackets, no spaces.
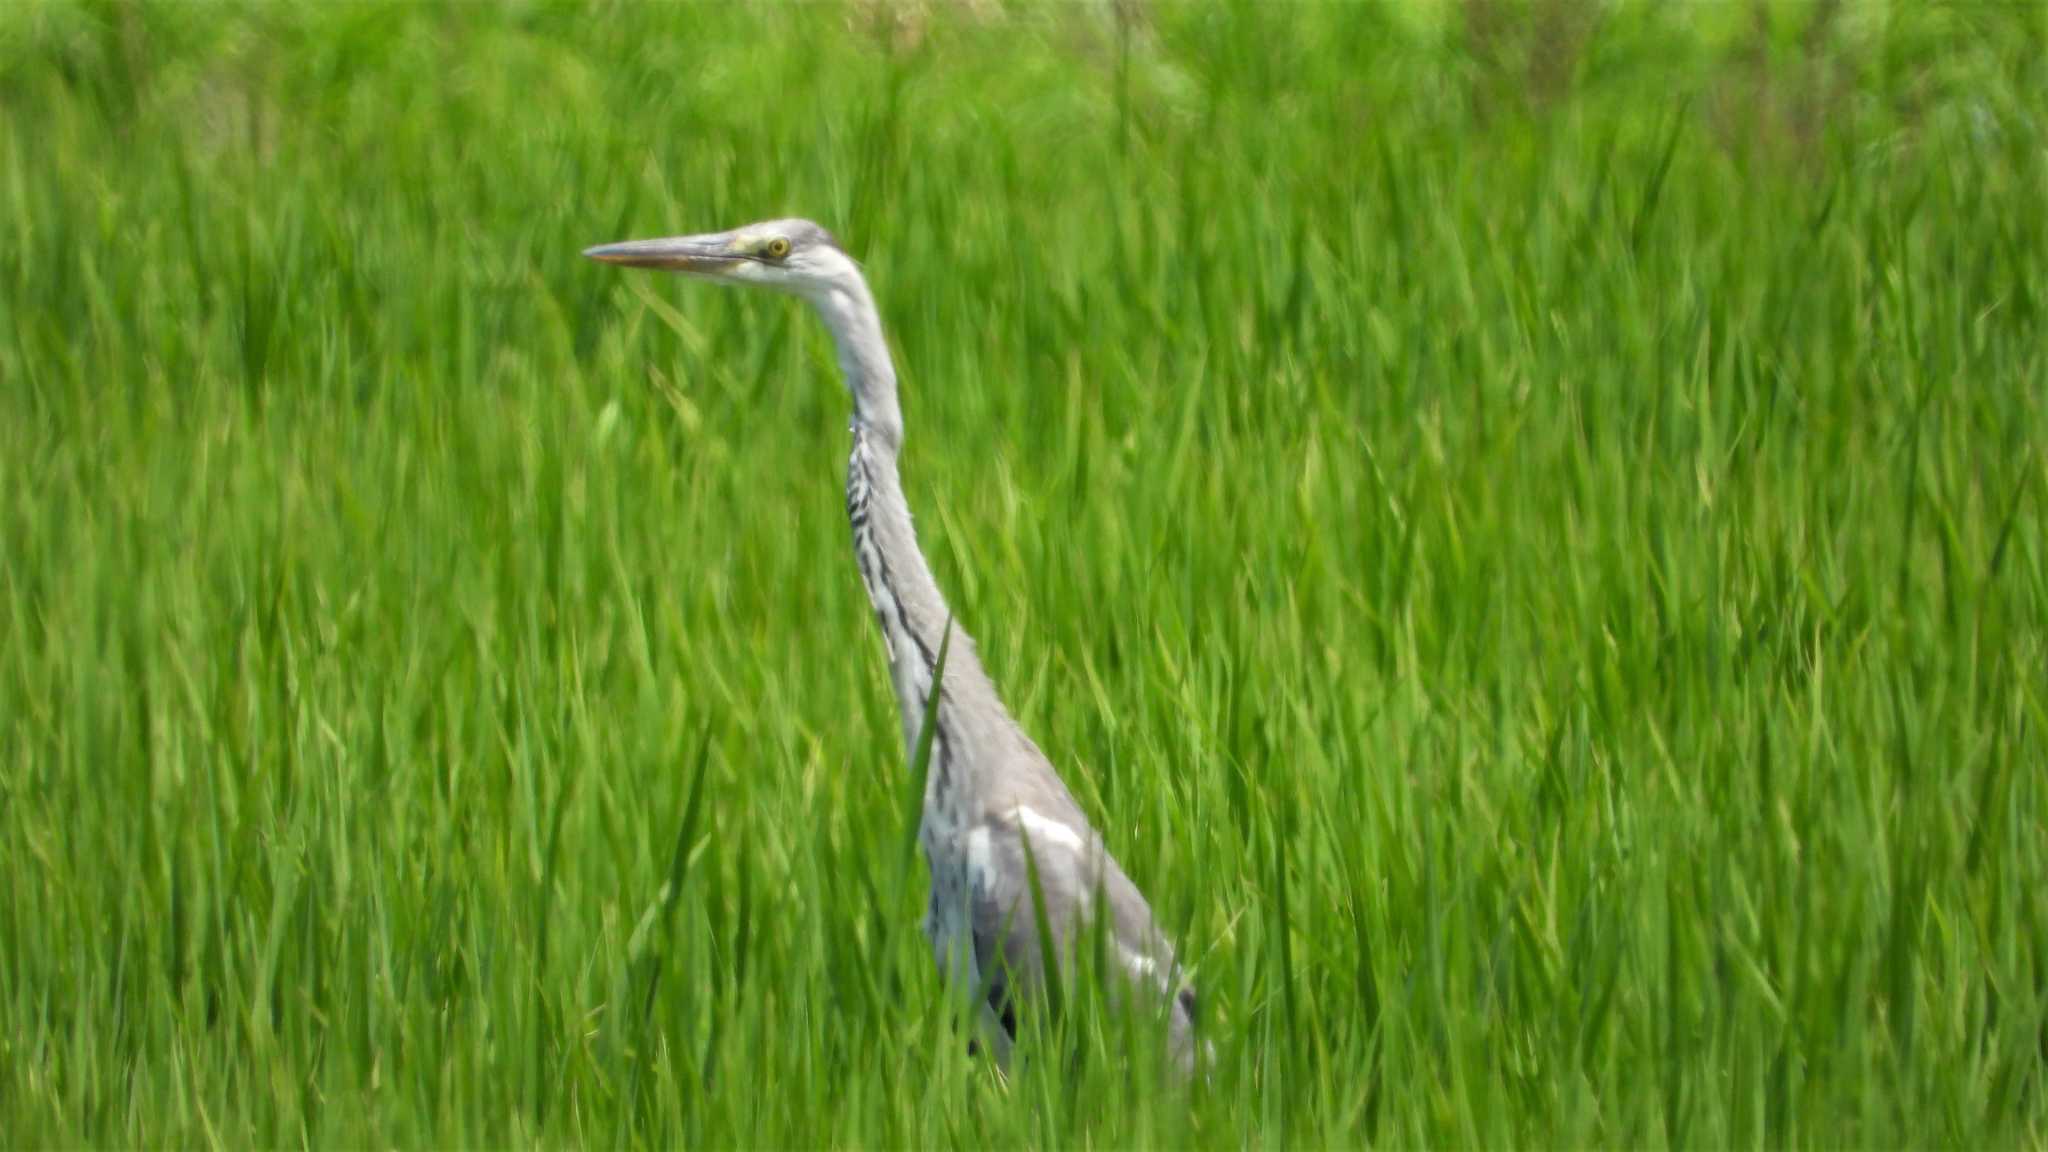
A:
582,233,741,274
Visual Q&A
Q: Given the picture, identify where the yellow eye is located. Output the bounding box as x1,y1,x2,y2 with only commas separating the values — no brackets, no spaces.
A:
764,237,791,259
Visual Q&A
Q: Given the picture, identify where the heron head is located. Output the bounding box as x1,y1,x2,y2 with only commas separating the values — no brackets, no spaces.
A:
583,218,854,299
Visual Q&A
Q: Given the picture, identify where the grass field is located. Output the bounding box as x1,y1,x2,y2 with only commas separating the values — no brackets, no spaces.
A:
3,1,2045,1145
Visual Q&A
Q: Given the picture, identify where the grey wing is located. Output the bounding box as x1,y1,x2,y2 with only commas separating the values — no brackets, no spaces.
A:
967,807,1198,1064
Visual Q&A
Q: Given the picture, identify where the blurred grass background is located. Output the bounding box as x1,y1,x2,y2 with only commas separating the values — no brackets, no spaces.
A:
2,0,2044,1145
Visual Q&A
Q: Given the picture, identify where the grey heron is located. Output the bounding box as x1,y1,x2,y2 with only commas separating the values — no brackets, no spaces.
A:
586,219,1198,1071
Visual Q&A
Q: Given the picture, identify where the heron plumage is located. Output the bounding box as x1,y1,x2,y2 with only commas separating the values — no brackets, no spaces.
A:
590,218,1198,1072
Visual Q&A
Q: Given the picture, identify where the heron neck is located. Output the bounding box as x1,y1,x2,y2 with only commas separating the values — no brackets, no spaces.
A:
847,428,955,688
814,274,975,758
811,277,904,453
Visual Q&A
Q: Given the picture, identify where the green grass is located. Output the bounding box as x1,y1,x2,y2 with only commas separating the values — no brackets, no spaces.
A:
2,1,2045,1145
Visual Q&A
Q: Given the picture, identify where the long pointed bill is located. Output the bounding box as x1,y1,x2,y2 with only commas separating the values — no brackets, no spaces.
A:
582,233,740,273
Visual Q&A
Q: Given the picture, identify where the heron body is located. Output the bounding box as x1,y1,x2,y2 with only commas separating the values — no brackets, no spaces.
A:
587,220,1197,1069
